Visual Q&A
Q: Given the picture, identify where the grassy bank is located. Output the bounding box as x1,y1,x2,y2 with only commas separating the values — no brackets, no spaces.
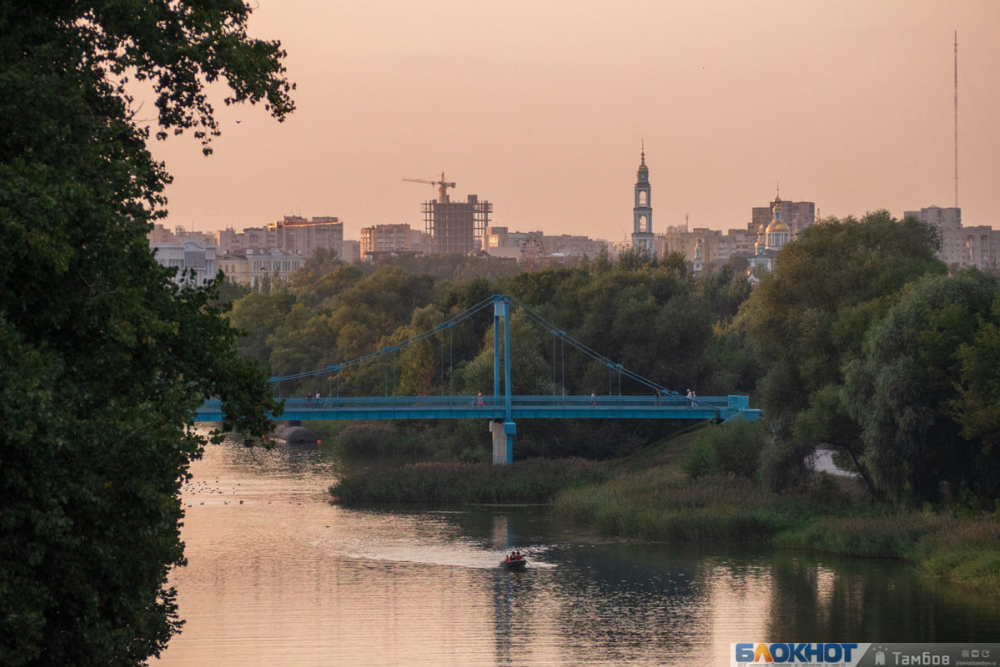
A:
330,457,609,504
777,513,1000,592
550,426,1000,594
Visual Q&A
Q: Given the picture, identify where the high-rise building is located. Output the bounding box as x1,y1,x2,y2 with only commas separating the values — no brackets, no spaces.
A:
360,223,421,259
267,216,344,258
657,223,756,267
904,206,961,230
148,224,216,247
215,215,343,259
904,206,999,269
482,226,607,264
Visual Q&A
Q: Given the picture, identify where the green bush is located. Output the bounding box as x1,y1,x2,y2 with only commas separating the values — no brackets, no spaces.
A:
683,440,716,479
684,421,764,479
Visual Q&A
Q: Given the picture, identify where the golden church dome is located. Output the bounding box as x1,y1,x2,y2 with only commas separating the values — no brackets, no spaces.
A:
766,220,791,234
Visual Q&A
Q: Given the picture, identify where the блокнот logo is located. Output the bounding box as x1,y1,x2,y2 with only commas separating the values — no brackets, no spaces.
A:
733,643,862,665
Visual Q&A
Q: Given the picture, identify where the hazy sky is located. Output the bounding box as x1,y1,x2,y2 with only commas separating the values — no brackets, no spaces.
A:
148,0,1000,241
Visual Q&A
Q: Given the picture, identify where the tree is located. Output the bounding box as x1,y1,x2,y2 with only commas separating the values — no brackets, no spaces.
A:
951,292,1000,476
843,270,1000,505
734,211,945,491
227,288,298,364
0,2,292,665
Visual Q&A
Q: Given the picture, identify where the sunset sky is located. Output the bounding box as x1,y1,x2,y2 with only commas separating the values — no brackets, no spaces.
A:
148,1,1000,242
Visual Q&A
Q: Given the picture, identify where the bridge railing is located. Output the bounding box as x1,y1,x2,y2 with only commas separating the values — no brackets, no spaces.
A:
195,394,749,420
202,394,745,412
278,395,729,408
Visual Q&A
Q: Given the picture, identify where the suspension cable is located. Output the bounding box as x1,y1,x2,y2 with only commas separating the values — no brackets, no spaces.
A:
509,296,674,396
269,295,677,401
270,295,497,384
551,333,556,396
561,333,566,399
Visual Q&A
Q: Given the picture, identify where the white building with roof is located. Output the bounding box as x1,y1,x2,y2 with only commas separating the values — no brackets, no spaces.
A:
218,248,305,290
150,240,218,287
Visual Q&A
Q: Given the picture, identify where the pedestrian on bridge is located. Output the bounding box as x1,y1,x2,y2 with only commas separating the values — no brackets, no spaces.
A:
475,390,484,406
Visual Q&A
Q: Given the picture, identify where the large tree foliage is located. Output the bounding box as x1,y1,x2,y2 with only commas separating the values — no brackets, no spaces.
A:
951,293,1000,468
0,2,291,665
734,212,945,491
843,270,1000,506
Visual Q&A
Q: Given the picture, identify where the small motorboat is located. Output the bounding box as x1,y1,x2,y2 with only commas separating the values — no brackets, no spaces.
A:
501,558,527,572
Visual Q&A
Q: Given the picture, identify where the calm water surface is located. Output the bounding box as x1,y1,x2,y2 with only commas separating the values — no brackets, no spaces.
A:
155,440,1000,666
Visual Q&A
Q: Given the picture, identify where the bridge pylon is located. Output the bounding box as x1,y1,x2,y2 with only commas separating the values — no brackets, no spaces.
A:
493,297,515,464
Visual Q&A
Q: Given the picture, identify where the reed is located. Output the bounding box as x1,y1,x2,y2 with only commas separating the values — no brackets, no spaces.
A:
554,469,810,542
776,512,937,558
778,512,1000,593
330,457,609,504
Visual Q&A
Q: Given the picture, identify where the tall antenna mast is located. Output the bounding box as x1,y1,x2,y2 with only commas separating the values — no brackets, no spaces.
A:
954,30,959,208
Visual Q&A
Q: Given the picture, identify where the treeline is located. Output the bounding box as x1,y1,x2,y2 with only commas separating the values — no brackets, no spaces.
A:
732,211,1000,508
228,211,1000,509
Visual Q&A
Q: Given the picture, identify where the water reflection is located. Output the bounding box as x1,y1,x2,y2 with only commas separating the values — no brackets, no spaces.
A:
761,552,1000,643
156,441,1000,667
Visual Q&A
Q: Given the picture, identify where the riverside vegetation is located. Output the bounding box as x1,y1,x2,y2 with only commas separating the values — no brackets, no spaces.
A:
329,420,1000,593
265,213,1000,594
554,422,1000,594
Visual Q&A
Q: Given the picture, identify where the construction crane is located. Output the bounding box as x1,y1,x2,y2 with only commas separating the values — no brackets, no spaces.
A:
402,172,456,203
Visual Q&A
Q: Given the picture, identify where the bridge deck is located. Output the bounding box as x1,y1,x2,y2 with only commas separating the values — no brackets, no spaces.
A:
194,395,761,423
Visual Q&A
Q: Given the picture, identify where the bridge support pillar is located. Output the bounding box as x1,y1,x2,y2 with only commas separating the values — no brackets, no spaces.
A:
490,420,516,465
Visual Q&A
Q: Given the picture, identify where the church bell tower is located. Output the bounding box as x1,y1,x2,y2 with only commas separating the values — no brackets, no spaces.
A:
631,144,655,255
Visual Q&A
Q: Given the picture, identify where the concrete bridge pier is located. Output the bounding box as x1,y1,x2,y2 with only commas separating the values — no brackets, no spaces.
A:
490,419,516,465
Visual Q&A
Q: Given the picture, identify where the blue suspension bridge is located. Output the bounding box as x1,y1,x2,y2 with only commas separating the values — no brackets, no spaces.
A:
195,295,760,463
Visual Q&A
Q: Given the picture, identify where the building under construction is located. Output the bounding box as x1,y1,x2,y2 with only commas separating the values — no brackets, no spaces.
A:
423,194,491,254
405,173,491,254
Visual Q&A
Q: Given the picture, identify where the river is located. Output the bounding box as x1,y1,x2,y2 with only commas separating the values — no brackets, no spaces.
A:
154,439,1000,666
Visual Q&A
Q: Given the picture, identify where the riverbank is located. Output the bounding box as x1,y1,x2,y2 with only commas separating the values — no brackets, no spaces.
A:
551,432,1000,595
328,429,1000,594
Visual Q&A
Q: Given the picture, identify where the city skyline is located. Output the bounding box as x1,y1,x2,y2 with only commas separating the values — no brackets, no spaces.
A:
139,1,1000,242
